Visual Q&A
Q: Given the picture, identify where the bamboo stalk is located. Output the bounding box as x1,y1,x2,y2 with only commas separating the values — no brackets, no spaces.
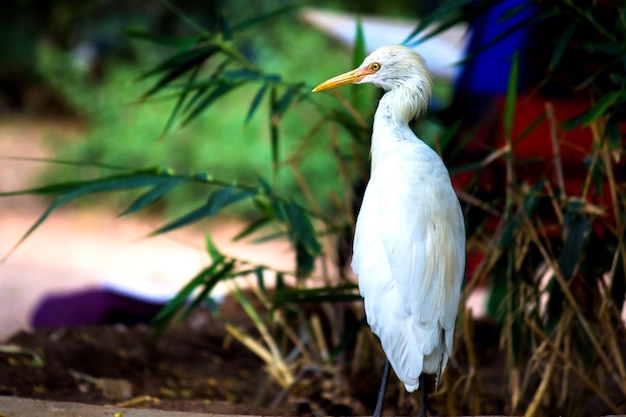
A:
545,102,566,199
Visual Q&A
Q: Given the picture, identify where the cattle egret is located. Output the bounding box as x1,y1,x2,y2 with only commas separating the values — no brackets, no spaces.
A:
313,45,465,417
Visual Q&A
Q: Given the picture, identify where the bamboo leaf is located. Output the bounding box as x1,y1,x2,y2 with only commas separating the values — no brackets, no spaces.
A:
269,85,279,169
161,65,202,135
205,186,238,216
559,202,590,279
151,187,254,235
562,91,621,129
284,201,321,256
182,81,244,126
124,28,203,48
179,284,214,323
1,193,75,262
351,17,367,113
151,263,219,326
255,266,266,295
0,169,176,198
504,51,519,139
160,0,210,35
522,180,546,214
548,22,577,72
403,0,478,45
179,260,236,323
119,180,181,217
138,44,217,82
230,3,301,33
245,81,269,124
233,215,272,241
150,203,214,236
606,115,622,151
274,83,303,121
295,240,314,278
205,232,225,264
352,16,366,69
271,199,286,222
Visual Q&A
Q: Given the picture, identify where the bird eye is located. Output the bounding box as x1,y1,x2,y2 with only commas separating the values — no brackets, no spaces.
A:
369,62,381,71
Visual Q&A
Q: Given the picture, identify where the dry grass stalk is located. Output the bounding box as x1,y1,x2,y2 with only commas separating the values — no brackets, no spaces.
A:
460,309,483,415
545,101,566,198
523,312,566,417
518,209,624,395
524,316,620,413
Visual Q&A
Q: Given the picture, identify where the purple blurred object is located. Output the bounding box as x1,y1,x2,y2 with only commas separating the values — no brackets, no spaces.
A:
31,288,164,327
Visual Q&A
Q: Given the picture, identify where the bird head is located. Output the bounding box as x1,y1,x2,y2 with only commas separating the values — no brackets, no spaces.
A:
312,45,432,94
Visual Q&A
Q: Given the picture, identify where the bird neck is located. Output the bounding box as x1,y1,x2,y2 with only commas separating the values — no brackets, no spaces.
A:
370,87,430,172
375,83,430,126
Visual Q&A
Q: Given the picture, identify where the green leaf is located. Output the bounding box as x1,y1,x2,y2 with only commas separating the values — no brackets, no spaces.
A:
351,17,367,113
151,263,219,326
124,29,203,48
548,22,577,72
161,64,203,135
151,187,254,235
403,0,478,45
294,240,315,278
1,170,179,260
606,115,622,151
0,169,175,198
229,281,266,328
230,3,301,33
205,186,239,216
522,180,546,214
216,10,233,41
504,51,519,139
245,81,269,124
255,266,266,295
160,0,210,35
559,202,590,279
179,260,236,323
352,16,366,69
182,81,245,126
205,232,225,264
274,83,303,121
119,180,181,217
138,44,217,85
269,85,280,169
284,201,321,256
562,91,621,129
233,215,272,241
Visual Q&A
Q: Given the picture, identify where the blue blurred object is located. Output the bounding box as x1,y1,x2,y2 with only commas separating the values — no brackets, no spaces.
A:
455,0,538,95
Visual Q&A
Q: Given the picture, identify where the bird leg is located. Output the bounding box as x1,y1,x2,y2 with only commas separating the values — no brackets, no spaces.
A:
417,373,428,417
372,359,391,417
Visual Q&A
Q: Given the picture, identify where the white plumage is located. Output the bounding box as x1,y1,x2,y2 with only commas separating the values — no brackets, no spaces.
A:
313,45,465,395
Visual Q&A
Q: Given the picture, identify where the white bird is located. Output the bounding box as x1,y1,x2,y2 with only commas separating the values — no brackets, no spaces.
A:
313,45,465,417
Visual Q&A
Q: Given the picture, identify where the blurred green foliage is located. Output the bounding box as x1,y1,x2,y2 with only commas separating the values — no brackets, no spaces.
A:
30,6,372,217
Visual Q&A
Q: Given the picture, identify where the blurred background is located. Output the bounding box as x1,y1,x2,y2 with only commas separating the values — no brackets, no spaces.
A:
0,0,448,339
1,0,625,415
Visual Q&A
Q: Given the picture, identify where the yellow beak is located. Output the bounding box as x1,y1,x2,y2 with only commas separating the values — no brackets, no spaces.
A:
312,67,375,92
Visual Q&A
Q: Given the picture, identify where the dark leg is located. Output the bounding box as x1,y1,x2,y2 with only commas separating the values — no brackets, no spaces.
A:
372,359,391,417
417,373,428,417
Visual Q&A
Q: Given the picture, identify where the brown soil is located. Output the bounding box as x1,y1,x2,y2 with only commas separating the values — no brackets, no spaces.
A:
0,311,298,415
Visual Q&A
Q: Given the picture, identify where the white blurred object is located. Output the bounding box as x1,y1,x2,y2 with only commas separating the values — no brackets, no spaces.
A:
301,8,469,80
